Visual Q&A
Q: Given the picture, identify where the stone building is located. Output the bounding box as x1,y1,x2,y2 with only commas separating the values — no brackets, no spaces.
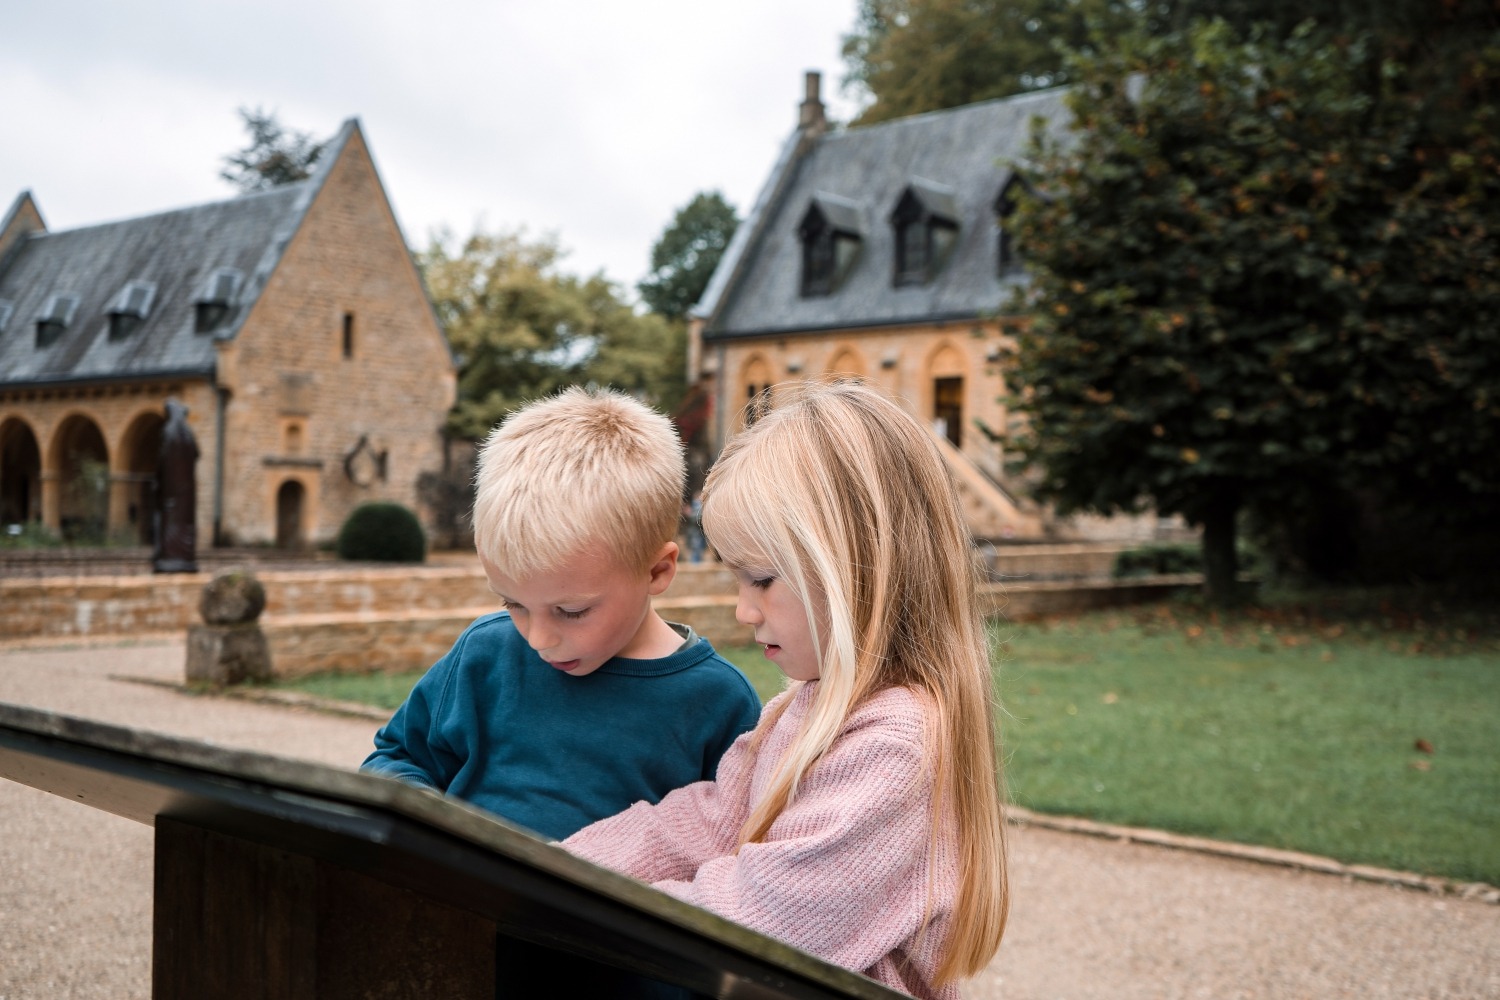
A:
0,118,456,549
689,74,1083,541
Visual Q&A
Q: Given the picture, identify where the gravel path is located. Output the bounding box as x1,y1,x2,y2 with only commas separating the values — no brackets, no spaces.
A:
2,639,1496,999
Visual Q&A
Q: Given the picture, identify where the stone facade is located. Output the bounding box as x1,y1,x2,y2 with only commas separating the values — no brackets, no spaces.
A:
0,120,455,549
697,315,1043,538
689,74,1180,544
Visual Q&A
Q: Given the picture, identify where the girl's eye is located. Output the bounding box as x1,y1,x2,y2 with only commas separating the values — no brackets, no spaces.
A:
750,577,774,590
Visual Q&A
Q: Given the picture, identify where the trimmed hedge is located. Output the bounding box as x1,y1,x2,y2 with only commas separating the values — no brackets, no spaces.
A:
335,502,427,563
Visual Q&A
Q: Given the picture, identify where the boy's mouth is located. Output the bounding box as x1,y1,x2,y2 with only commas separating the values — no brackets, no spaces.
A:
548,659,582,672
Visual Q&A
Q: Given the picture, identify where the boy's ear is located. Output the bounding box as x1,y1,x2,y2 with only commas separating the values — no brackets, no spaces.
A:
646,541,679,596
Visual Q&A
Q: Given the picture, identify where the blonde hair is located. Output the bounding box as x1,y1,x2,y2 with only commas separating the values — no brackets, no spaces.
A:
701,379,1008,986
473,387,685,576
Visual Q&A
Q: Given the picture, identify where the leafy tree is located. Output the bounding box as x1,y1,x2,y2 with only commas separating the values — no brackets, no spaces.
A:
840,0,1499,124
1005,20,1500,603
842,0,1146,123
220,107,327,192
637,191,740,320
418,227,686,440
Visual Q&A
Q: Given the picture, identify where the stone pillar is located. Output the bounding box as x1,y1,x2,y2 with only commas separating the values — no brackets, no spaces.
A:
185,570,272,686
40,469,60,534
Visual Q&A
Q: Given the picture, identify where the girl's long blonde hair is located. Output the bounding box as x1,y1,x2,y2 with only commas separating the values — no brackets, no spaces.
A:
700,379,1008,985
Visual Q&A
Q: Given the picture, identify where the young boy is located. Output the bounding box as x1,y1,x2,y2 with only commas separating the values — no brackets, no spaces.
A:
361,387,761,843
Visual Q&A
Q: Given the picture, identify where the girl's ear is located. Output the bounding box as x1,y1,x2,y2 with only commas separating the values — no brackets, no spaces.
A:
646,541,679,596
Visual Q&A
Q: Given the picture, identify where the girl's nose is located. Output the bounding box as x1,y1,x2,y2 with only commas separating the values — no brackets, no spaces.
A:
734,591,762,627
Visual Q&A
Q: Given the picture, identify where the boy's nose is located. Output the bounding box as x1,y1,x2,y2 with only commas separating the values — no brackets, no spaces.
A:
525,624,557,654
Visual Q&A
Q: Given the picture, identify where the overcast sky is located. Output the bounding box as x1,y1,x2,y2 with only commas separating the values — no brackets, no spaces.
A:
0,0,865,297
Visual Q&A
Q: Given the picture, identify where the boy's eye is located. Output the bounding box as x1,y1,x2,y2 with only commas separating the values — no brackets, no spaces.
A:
502,600,526,614
558,607,589,620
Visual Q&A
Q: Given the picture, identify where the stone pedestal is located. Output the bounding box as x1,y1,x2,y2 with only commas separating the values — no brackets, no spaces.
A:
185,623,272,685
185,569,272,685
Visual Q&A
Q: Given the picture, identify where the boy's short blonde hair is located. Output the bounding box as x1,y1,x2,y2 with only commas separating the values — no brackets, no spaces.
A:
472,386,685,576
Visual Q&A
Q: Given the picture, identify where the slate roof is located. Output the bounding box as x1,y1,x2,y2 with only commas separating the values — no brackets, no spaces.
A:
699,86,1073,339
0,121,357,389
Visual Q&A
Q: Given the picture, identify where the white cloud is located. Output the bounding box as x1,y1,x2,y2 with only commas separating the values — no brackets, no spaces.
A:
0,0,864,293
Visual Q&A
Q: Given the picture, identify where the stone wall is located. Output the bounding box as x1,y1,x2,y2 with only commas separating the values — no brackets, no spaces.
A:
216,127,455,547
1,557,1196,683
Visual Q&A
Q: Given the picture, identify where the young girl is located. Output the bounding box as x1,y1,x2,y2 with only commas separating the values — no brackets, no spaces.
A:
563,380,1009,999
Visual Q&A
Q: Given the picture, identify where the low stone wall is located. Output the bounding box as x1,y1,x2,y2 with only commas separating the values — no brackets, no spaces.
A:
1,556,1198,679
265,595,751,678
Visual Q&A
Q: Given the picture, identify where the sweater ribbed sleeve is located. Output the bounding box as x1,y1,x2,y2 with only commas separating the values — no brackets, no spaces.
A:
564,684,960,1000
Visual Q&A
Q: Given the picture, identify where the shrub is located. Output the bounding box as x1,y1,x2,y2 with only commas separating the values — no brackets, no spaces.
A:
335,502,427,563
1113,544,1201,579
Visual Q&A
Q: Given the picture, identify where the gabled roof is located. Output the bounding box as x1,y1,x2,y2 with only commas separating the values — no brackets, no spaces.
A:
0,120,360,389
699,86,1073,339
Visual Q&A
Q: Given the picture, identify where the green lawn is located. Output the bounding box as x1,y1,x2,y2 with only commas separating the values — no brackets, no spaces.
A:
272,588,1499,884
993,593,1500,885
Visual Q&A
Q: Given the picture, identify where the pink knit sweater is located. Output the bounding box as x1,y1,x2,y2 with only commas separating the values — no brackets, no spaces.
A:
563,682,961,1000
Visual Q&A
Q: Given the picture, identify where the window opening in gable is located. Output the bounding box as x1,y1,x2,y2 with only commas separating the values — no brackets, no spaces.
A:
108,280,156,341
342,312,355,359
195,268,242,334
35,293,79,348
995,176,1025,276
891,183,958,287
798,196,863,298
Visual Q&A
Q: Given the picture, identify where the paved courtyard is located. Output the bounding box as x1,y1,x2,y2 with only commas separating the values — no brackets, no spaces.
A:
1,639,1497,999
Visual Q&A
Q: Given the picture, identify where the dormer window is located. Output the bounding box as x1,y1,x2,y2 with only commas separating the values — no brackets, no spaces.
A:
107,280,156,340
195,268,242,334
0,299,12,335
995,174,1027,277
798,194,864,298
890,179,958,287
35,293,78,348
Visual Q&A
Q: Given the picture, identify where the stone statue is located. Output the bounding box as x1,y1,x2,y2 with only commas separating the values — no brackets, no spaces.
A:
154,398,200,573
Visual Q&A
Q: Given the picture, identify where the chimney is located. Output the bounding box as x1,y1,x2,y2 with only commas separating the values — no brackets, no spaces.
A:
798,70,827,134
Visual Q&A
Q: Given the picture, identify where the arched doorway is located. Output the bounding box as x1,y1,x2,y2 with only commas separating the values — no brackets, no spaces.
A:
927,344,968,448
0,418,42,525
51,415,110,542
119,411,166,545
276,479,307,550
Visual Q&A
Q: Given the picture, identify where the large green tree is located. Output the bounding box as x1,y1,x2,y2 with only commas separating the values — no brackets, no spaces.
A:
841,0,1499,124
637,191,740,320
1006,20,1500,603
220,107,327,192
418,227,686,440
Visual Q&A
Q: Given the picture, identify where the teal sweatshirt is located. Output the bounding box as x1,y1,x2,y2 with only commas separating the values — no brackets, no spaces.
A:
361,611,762,840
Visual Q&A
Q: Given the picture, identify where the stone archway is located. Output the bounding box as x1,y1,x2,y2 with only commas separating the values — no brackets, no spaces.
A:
119,411,166,545
276,479,307,550
0,417,42,525
50,414,110,542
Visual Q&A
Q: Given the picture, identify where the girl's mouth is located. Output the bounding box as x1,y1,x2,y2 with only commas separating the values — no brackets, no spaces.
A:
762,643,781,659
